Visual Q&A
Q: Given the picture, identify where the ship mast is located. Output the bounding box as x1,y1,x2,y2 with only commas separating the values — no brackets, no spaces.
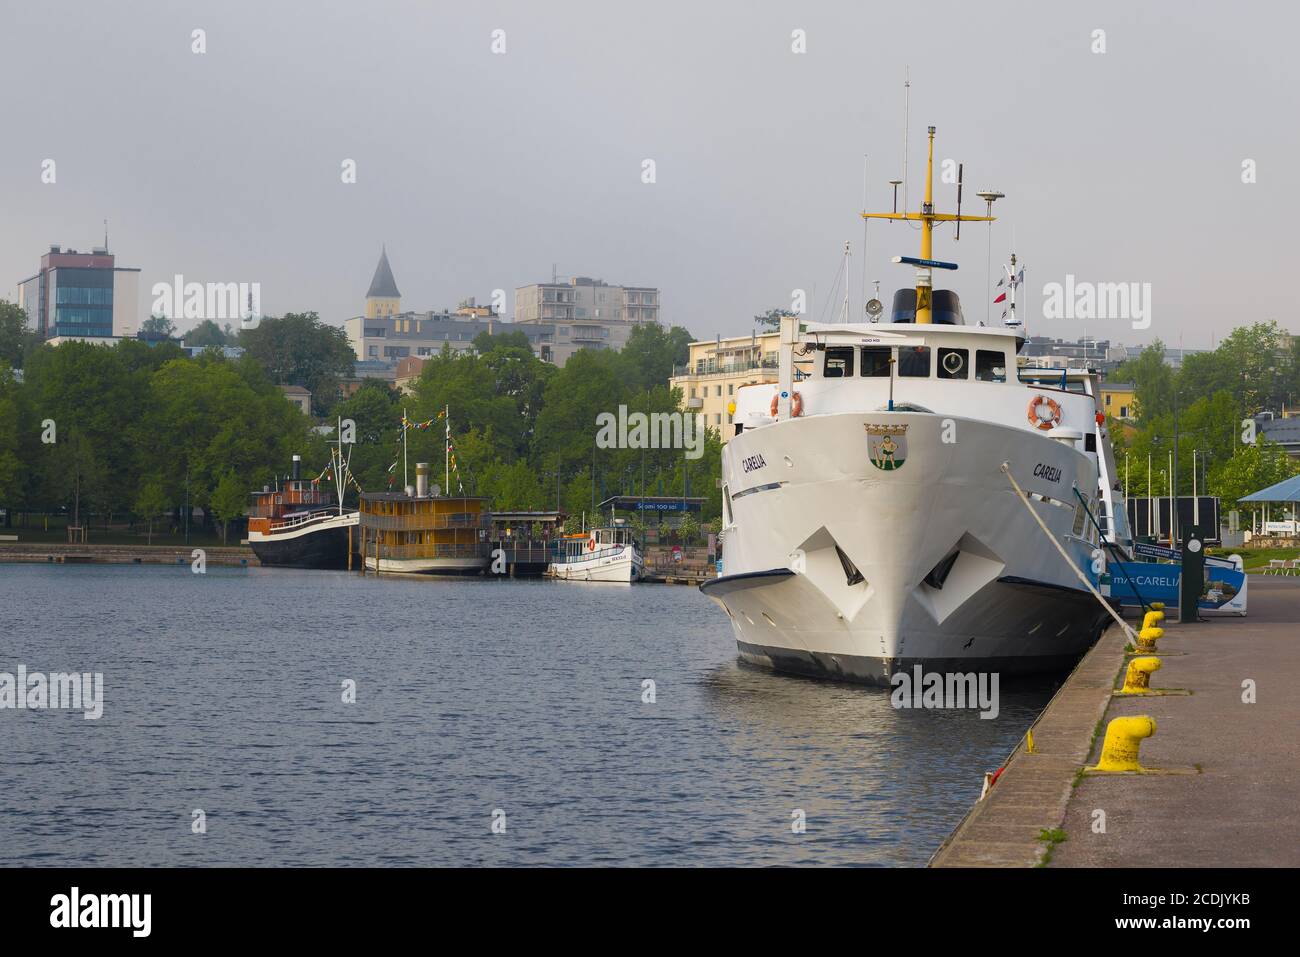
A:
862,126,996,323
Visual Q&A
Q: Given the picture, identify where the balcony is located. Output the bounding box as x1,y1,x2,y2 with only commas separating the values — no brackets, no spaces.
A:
672,356,779,378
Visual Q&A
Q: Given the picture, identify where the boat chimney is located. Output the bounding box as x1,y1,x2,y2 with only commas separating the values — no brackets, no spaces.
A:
415,462,429,497
291,455,301,481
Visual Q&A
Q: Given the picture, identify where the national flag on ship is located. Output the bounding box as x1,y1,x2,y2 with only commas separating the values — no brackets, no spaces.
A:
993,292,1006,304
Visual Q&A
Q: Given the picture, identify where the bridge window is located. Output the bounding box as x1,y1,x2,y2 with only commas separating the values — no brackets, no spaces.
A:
938,348,969,379
975,350,1007,382
860,347,891,377
898,346,931,377
823,346,854,378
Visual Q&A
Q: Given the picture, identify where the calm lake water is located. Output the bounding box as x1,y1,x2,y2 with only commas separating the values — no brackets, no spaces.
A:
0,563,1055,866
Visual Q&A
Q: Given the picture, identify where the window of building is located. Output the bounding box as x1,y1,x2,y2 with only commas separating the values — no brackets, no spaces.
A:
728,384,734,395
898,346,931,377
938,348,969,380
690,387,696,398
368,346,378,356
716,385,722,397
860,347,891,377
1119,405,1128,417
975,350,1007,382
823,346,855,378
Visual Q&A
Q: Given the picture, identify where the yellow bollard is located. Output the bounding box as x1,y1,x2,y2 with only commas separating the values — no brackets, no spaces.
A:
1091,715,1157,772
1135,626,1163,652
1121,656,1162,693
1142,610,1165,630
1149,601,1164,610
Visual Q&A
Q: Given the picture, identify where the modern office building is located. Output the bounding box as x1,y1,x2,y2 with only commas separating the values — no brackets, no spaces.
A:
514,276,659,366
668,331,782,442
15,244,141,340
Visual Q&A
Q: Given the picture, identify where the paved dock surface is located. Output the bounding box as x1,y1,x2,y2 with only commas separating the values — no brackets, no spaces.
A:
1053,577,1300,867
932,577,1299,867
0,542,259,566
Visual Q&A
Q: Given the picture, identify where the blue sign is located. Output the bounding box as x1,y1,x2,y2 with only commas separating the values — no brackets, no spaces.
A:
1109,561,1247,615
893,255,959,270
634,501,689,512
1134,542,1181,561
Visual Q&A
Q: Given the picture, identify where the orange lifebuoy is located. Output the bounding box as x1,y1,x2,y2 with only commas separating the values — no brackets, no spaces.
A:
587,536,597,552
770,391,804,417
1028,395,1062,431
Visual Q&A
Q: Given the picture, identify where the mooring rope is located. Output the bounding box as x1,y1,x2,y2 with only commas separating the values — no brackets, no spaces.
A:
1000,462,1137,643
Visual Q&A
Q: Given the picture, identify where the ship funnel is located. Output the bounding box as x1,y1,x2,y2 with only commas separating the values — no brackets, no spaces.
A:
416,462,429,498
291,455,301,480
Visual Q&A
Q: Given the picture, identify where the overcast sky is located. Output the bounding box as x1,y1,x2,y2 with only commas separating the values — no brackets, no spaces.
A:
2,0,1295,350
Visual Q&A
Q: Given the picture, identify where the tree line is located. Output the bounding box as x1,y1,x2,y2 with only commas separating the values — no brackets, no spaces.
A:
0,300,717,539
1107,321,1300,508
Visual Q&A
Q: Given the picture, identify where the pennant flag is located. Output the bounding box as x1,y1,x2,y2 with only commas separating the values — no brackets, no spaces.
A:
1016,268,1024,283
993,292,1006,304
995,277,1004,287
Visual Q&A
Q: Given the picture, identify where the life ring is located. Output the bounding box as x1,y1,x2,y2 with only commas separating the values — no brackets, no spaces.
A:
587,536,597,552
1027,395,1062,431
769,391,803,417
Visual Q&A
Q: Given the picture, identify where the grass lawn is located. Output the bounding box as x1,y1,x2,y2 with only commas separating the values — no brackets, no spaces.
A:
1209,546,1300,573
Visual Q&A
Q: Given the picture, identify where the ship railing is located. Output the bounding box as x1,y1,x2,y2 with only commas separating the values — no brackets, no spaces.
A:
361,513,489,531
553,544,633,564
266,508,346,533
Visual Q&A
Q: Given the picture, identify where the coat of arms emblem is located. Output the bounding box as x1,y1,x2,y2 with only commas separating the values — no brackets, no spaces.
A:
865,423,908,471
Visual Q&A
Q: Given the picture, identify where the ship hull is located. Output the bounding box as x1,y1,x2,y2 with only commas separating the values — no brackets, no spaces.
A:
706,411,1110,685
548,546,644,583
362,556,489,576
248,513,360,569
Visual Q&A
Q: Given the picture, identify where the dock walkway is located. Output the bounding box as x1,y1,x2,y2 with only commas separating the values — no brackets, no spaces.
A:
932,577,1300,867
0,542,259,566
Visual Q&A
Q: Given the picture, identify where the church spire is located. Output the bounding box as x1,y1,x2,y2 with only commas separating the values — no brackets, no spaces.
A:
366,245,401,299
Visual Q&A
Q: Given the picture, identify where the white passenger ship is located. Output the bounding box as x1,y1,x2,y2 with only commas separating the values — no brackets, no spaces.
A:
548,527,644,583
701,127,1132,683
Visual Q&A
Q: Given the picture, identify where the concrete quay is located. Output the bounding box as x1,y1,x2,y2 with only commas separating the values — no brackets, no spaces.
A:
931,577,1300,867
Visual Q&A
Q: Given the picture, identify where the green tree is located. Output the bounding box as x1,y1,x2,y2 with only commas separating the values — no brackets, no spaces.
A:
1209,439,1300,510
134,479,169,545
0,300,38,370
240,312,355,415
1111,341,1172,423
184,319,228,348
617,323,694,392
140,315,177,337
209,470,246,545
754,308,792,330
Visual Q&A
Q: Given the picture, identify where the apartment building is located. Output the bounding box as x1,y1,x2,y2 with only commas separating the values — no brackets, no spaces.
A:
668,331,781,443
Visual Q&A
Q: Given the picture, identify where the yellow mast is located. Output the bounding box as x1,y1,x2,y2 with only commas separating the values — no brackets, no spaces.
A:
862,126,995,324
